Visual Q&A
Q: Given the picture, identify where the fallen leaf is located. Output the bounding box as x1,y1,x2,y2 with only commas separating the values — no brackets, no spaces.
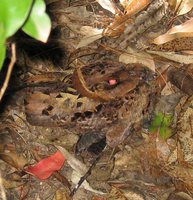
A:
96,0,116,14
123,0,151,16
71,171,105,195
153,18,193,45
55,189,72,200
3,178,24,189
65,6,92,18
77,26,103,48
0,150,28,170
79,26,103,36
168,66,193,95
26,150,65,180
56,146,87,175
155,136,174,163
119,50,155,71
92,196,107,200
182,50,193,54
176,0,193,16
103,15,133,37
147,50,193,64
107,187,128,200
103,0,151,37
57,146,105,195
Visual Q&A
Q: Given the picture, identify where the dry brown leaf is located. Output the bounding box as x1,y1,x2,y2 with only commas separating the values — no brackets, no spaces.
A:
176,0,193,16
120,0,130,8
119,189,145,200
3,178,24,189
107,187,128,200
147,50,193,64
168,66,193,95
156,136,172,163
77,26,103,48
168,0,178,9
122,0,151,16
26,72,71,83
56,146,87,174
71,171,105,195
59,15,82,34
96,0,116,14
0,151,28,170
57,146,105,195
92,196,107,200
119,49,155,71
153,18,193,45
103,0,150,37
64,6,92,19
103,15,133,37
55,189,72,200
108,187,128,200
182,50,193,54
78,26,102,36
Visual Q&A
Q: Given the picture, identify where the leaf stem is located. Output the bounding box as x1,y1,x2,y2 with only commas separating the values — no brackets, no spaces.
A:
0,43,16,101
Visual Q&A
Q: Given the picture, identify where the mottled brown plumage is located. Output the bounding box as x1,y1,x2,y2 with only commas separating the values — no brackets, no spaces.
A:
25,61,157,147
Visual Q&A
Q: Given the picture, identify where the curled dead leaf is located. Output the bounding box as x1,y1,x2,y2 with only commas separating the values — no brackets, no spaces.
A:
72,68,113,101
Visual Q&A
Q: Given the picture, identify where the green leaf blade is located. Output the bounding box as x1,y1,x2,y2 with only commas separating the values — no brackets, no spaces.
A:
0,44,6,70
150,112,173,140
22,0,51,42
0,22,6,70
0,0,33,38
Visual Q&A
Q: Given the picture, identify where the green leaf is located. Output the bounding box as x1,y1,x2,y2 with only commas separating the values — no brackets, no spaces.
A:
22,0,51,43
150,112,173,139
159,125,172,140
0,0,33,38
0,22,6,70
0,44,6,71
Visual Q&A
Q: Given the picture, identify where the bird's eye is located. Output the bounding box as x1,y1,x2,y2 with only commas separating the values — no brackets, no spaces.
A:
108,79,117,85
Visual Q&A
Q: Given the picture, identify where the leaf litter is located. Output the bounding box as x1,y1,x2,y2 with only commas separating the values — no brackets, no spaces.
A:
0,0,193,199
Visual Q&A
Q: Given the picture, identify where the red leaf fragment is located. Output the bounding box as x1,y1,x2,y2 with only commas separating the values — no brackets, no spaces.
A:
26,150,65,180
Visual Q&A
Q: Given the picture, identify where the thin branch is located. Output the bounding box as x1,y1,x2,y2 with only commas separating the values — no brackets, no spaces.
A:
0,43,16,101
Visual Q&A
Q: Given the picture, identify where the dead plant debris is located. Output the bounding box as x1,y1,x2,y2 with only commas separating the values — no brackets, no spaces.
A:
0,0,193,199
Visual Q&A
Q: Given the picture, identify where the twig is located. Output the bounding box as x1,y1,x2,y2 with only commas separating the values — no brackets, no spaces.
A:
0,171,7,200
70,145,107,197
0,43,16,101
70,154,101,197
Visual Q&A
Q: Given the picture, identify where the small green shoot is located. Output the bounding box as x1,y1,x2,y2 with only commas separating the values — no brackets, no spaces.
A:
150,112,173,139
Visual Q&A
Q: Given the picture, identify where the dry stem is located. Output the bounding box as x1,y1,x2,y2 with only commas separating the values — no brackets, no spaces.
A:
0,43,16,102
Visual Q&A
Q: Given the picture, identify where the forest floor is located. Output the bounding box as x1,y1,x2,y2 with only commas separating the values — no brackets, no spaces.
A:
0,0,193,200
